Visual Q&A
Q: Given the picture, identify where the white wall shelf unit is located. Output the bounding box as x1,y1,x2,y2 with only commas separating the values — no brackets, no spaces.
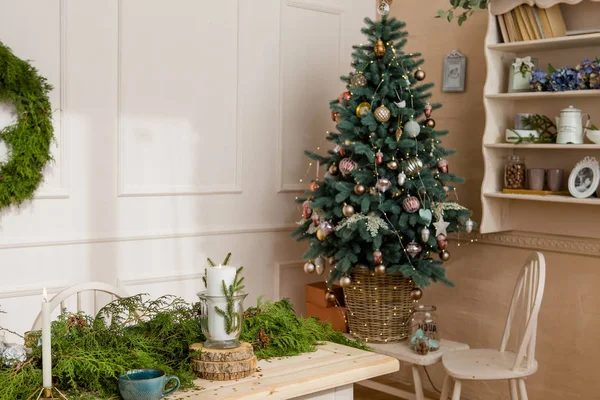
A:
481,11,600,234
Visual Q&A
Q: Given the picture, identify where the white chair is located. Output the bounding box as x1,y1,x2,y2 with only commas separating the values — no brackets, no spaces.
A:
31,281,129,331
439,252,546,400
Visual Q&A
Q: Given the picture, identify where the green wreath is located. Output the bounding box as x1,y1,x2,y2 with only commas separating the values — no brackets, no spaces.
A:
0,41,54,209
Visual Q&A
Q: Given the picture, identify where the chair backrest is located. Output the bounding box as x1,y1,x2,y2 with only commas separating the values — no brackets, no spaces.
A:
499,252,546,371
31,282,129,331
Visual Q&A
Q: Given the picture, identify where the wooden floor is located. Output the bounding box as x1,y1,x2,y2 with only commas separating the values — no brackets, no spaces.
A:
354,384,403,399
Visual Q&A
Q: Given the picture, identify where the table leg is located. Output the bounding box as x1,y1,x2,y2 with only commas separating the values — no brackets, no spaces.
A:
440,374,451,400
412,365,425,400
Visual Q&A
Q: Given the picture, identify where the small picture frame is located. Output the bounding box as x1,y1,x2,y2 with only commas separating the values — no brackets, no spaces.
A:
568,156,600,199
442,50,466,92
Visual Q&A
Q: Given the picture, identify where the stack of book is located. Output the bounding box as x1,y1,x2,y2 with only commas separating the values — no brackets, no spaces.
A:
497,4,567,43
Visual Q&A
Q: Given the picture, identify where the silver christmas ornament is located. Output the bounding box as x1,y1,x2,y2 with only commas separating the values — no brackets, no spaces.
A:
320,221,335,235
465,218,474,234
421,227,431,243
404,119,421,138
406,241,422,258
397,171,407,186
315,257,326,276
339,276,352,288
387,160,399,170
405,157,423,176
377,0,390,16
303,262,316,274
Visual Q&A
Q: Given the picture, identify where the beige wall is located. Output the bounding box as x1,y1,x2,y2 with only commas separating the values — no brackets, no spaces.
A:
389,2,600,399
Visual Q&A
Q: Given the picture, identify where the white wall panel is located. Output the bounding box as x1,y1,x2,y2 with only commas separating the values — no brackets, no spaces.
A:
0,0,374,341
0,0,68,198
118,0,241,196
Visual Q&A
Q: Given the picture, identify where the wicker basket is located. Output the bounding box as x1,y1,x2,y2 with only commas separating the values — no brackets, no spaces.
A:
344,268,413,343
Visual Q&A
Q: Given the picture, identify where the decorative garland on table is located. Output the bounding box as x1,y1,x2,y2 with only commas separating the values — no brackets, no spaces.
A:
0,295,369,400
0,42,54,209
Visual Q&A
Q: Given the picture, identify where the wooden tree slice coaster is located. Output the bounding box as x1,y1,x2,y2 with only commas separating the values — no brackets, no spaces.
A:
189,342,257,381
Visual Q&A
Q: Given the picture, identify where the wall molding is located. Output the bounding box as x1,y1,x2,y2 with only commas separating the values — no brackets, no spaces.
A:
36,0,70,200
119,272,203,288
273,260,305,300
0,224,296,250
116,0,243,197
276,0,345,193
453,230,600,257
0,284,69,300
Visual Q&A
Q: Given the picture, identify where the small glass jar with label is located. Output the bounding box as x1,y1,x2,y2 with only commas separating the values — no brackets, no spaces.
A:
410,305,438,345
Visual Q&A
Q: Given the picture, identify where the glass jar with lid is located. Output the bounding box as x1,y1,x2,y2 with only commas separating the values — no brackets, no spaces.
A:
504,154,526,189
409,305,438,344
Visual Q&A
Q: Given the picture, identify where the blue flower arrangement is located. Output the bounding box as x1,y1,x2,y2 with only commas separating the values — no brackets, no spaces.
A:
549,67,581,92
529,57,600,92
530,69,548,92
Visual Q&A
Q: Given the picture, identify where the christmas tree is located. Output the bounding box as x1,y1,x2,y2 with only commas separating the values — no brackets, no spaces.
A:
292,14,474,290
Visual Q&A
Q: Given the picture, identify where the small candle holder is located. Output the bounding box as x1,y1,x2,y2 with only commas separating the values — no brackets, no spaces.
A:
197,292,248,349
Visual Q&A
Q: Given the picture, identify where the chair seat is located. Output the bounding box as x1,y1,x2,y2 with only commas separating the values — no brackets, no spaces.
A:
442,349,537,380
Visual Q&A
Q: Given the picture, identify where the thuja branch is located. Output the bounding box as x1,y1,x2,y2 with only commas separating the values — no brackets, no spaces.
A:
214,267,245,334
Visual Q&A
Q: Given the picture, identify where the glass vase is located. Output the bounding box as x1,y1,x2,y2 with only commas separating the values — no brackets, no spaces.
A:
197,291,247,349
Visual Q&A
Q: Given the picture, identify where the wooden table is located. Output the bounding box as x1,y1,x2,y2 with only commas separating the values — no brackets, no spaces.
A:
170,342,398,400
356,339,469,400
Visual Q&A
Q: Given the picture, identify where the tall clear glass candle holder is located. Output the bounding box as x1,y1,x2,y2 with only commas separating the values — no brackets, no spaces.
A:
197,292,247,349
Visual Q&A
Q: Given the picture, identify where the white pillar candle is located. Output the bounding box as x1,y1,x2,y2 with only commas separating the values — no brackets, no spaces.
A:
206,265,236,296
42,288,52,388
206,265,237,340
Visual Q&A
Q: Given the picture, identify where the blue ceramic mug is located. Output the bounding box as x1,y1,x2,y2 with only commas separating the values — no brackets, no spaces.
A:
119,369,180,400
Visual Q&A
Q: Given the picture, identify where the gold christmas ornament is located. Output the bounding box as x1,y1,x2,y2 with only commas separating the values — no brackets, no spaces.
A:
343,204,355,217
356,102,371,118
395,127,403,142
316,229,326,241
410,288,423,300
374,105,391,122
369,187,377,196
350,72,367,88
326,291,336,303
339,276,352,288
374,39,386,58
354,183,366,195
328,164,338,175
425,118,436,129
387,160,398,170
414,68,426,81
440,250,450,261
405,157,424,175
304,262,316,274
328,256,336,264
374,264,386,276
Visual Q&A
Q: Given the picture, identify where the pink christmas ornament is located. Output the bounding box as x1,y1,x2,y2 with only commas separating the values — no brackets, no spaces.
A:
339,158,357,176
425,103,433,118
402,196,420,213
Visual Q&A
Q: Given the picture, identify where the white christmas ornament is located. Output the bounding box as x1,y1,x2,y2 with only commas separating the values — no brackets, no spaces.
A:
404,119,421,138
397,171,407,186
421,227,431,243
433,215,450,237
465,218,474,233
394,100,406,108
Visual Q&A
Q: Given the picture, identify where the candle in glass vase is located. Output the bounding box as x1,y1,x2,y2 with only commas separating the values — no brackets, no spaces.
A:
206,265,237,341
42,288,52,388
